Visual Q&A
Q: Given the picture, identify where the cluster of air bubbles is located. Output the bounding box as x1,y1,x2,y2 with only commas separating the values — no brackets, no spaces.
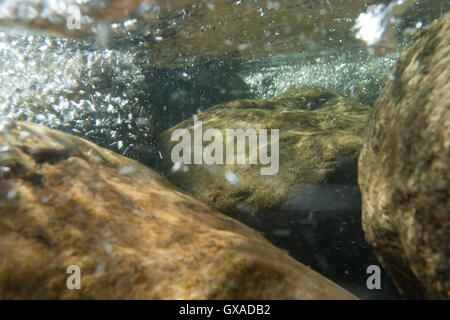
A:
0,27,252,168
239,49,399,106
0,30,159,166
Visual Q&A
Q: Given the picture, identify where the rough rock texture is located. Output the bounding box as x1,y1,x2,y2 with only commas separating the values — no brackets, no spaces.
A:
158,86,370,230
157,86,390,295
0,120,356,299
358,13,449,299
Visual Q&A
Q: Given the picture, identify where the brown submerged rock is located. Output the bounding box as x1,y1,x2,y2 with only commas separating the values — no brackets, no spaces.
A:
0,120,356,299
157,86,376,286
158,86,370,233
358,13,449,299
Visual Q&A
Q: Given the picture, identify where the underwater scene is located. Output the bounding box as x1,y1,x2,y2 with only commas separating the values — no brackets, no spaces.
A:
0,0,448,300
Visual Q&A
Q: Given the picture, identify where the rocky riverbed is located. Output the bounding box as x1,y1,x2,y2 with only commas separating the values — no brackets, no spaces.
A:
0,0,448,300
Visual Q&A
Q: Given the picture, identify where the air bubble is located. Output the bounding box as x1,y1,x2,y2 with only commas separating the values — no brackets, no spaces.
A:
118,166,135,175
6,188,17,199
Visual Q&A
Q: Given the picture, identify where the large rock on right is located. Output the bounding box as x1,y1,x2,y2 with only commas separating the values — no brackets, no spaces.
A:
358,13,449,299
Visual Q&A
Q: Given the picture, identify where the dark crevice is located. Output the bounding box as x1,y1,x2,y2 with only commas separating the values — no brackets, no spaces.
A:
19,146,72,164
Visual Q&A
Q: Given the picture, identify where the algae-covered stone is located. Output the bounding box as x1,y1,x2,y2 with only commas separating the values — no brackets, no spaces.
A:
0,120,356,299
157,86,377,287
358,13,450,299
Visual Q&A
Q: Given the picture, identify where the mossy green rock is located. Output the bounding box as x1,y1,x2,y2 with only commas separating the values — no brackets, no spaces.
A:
158,86,370,233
